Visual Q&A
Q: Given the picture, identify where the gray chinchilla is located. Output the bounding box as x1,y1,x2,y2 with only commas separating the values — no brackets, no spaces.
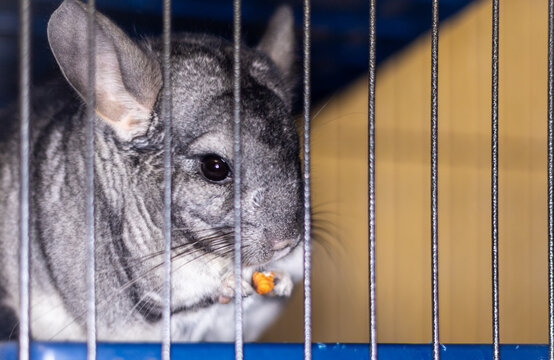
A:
0,0,303,341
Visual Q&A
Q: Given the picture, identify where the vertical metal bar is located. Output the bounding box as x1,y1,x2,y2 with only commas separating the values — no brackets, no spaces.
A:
233,0,243,359
18,0,31,359
491,0,500,359
548,0,554,360
430,1,440,359
303,0,312,359
368,0,377,359
161,0,173,359
85,1,97,359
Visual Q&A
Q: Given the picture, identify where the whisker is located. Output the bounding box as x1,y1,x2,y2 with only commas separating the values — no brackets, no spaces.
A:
120,290,160,328
311,233,337,260
115,234,234,294
313,111,366,128
311,96,333,122
95,231,233,275
311,224,337,236
311,200,338,210
312,218,340,230
49,232,234,339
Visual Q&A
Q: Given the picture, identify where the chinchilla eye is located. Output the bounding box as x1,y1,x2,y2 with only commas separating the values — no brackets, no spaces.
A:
199,155,232,183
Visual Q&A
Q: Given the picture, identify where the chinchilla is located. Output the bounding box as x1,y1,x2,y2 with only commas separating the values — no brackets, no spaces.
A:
0,0,303,341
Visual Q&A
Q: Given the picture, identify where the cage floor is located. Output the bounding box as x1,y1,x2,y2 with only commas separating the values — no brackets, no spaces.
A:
0,342,548,359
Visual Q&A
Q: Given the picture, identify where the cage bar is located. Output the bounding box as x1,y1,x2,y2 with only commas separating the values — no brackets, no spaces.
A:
491,0,500,359
161,0,173,359
368,0,377,359
232,0,243,359
85,1,97,359
18,0,31,359
548,0,554,360
303,0,312,359
430,1,440,359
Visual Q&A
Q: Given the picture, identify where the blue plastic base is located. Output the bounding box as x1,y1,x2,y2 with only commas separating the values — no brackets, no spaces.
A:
0,342,548,359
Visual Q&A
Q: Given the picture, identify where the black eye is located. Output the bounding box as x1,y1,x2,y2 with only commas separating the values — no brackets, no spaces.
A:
199,155,232,183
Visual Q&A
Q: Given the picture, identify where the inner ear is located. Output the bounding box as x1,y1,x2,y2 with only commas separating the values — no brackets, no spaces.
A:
257,6,296,79
47,0,162,141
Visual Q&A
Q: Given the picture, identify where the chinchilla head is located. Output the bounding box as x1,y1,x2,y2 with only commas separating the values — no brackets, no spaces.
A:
46,0,302,278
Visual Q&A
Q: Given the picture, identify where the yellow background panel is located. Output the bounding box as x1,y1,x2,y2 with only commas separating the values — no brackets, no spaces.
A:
262,0,549,343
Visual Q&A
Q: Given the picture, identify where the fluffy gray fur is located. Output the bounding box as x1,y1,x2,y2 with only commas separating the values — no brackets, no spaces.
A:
0,0,303,341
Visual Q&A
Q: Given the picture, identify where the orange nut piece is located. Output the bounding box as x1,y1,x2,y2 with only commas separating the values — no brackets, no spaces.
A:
252,271,275,295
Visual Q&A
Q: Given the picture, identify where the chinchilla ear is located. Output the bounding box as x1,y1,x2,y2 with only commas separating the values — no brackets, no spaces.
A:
257,6,295,79
47,0,162,141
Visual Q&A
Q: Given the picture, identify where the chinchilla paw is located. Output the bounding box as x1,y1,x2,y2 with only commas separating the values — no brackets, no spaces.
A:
218,272,255,304
268,270,293,298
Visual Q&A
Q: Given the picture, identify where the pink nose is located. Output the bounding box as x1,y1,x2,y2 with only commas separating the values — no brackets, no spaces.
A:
272,239,292,251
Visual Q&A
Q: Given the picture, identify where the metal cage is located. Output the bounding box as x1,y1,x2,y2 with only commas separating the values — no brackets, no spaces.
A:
1,0,553,359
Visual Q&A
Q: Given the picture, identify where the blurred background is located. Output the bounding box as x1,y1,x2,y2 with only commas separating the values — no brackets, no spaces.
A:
2,0,550,346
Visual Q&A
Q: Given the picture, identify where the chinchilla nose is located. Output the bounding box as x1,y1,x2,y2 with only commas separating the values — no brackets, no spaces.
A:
271,238,294,251
263,227,298,251
248,185,302,251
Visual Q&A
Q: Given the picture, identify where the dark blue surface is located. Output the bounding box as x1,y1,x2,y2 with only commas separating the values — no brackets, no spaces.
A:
0,0,476,110
0,342,549,360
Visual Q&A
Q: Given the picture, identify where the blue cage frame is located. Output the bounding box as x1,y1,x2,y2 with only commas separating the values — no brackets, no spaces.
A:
0,342,550,360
